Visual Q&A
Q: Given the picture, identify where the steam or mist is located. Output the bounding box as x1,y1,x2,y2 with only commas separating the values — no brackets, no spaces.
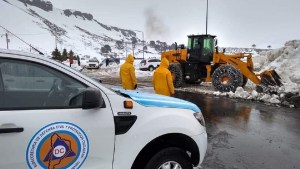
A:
144,8,170,42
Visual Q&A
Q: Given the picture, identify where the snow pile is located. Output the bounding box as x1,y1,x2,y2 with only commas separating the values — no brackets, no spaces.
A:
212,40,300,107
222,87,282,105
214,39,300,106
253,40,300,94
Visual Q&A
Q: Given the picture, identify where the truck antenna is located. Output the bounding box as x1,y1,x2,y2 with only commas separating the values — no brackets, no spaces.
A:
0,25,44,55
206,0,208,35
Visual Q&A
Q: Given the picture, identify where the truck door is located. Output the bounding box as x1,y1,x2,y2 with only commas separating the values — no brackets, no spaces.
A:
0,58,115,169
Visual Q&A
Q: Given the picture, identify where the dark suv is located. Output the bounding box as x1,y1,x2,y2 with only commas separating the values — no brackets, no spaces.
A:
100,58,120,67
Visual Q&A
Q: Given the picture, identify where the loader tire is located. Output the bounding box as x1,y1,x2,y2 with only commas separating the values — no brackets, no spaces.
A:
212,65,243,92
169,64,183,88
242,76,248,87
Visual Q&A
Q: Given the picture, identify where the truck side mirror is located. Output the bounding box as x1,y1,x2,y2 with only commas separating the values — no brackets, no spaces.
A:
82,88,104,109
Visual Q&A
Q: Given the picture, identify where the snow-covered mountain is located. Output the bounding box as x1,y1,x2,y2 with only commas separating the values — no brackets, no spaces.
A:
0,0,159,59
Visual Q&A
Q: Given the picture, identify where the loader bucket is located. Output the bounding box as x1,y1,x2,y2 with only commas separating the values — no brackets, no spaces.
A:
260,70,283,86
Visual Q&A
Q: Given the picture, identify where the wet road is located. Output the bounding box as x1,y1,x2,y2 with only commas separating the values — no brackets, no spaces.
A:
103,83,300,169
174,91,300,169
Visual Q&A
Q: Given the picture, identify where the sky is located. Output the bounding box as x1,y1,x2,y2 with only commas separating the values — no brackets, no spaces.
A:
32,0,300,48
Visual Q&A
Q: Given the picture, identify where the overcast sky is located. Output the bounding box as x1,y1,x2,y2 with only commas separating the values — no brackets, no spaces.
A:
49,0,300,49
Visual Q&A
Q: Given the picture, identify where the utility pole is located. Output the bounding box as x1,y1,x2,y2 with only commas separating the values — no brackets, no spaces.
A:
140,31,144,59
125,41,127,56
134,30,145,59
55,36,57,48
0,33,9,49
123,37,127,57
0,25,44,55
132,42,134,57
5,33,9,49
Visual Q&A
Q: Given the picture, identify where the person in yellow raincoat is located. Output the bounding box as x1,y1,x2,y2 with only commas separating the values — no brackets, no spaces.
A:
120,54,137,90
152,57,175,96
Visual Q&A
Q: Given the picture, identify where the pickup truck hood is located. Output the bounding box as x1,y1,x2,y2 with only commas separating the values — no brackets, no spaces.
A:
113,88,200,113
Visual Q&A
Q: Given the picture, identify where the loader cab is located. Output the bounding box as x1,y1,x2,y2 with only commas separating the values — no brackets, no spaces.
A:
187,34,216,63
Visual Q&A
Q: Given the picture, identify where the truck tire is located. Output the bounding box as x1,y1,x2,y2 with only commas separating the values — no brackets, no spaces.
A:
186,79,202,85
169,64,183,87
212,65,243,92
145,147,193,169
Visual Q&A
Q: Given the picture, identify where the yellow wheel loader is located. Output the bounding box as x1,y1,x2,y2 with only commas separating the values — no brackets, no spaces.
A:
161,34,282,92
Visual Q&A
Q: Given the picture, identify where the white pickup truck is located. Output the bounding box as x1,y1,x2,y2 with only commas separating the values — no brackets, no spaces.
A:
0,49,207,169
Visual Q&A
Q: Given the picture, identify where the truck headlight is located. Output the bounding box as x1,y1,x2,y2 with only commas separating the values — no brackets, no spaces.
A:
194,112,205,127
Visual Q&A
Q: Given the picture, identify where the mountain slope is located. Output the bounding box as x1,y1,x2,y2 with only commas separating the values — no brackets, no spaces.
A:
0,0,153,59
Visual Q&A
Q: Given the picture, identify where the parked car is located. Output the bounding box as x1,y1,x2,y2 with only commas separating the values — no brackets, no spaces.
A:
79,57,88,66
86,57,100,69
139,58,161,71
0,49,207,169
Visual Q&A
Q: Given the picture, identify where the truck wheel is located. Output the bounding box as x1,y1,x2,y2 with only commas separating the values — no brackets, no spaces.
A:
186,79,202,85
145,147,193,169
212,65,243,92
148,66,155,71
169,64,183,87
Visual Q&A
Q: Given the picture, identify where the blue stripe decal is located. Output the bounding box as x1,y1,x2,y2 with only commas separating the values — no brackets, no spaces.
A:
113,88,200,112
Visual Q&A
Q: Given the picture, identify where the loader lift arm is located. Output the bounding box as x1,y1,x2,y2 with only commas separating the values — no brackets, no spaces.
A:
213,53,260,85
213,52,282,87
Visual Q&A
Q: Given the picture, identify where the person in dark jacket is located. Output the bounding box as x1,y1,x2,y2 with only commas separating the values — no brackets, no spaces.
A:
106,58,109,67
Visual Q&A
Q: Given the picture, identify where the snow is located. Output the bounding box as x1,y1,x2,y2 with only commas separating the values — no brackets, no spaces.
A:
204,41,300,106
253,40,300,93
212,87,283,105
0,0,160,61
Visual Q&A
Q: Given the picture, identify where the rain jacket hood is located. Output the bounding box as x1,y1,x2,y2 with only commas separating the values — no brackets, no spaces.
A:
160,57,169,68
152,58,174,96
125,54,134,64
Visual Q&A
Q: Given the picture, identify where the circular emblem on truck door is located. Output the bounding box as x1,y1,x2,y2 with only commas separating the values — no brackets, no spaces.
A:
26,122,89,169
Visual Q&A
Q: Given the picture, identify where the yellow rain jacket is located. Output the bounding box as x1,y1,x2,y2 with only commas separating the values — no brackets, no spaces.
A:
152,58,175,96
120,54,137,90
